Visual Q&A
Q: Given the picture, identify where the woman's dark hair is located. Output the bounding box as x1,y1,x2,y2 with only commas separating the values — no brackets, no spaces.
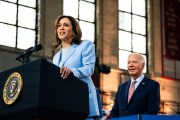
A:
52,15,82,49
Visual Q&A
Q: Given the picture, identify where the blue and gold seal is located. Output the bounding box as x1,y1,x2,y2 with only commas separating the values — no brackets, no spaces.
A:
3,72,23,105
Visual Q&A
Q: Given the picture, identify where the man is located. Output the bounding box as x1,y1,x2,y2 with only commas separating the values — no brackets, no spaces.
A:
111,53,160,118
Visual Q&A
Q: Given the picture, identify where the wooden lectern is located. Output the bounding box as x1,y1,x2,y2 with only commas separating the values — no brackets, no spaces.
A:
0,58,89,120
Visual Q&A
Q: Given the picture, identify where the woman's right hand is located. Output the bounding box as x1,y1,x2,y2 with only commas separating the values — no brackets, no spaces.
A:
60,67,72,79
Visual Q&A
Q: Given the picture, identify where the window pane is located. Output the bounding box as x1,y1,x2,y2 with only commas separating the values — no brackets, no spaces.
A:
18,6,36,29
119,12,131,31
0,23,16,47
119,30,132,50
0,1,17,24
79,1,95,22
63,0,78,18
79,21,94,42
19,0,36,8
132,34,146,54
17,28,35,49
132,0,145,16
119,50,131,70
132,15,146,35
118,0,131,12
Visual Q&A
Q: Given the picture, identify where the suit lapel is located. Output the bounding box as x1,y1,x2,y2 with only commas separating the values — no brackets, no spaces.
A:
125,81,131,105
129,78,147,103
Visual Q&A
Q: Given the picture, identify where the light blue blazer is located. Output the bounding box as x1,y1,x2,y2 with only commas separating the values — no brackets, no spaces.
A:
53,40,100,117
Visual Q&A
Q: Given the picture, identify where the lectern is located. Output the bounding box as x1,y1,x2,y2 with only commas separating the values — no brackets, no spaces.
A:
0,59,89,120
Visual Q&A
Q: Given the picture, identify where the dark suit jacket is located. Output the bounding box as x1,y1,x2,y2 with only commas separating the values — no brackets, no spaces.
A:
111,76,160,118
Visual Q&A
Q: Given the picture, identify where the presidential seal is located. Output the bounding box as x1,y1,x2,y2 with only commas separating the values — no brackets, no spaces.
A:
3,72,23,105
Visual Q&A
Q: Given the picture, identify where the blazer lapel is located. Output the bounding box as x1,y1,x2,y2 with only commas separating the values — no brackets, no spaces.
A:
60,43,78,67
54,51,61,66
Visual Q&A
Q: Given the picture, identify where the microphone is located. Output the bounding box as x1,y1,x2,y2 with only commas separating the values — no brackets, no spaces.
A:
25,44,43,55
16,44,43,64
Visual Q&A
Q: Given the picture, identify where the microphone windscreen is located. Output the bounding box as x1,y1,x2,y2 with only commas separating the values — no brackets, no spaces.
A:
36,44,43,51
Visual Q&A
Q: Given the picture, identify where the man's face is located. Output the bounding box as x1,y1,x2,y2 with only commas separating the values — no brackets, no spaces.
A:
127,54,144,79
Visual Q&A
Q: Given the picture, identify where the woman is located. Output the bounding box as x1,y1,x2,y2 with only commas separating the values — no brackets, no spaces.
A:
52,15,101,119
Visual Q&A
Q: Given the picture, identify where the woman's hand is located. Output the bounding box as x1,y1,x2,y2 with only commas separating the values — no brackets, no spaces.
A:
60,67,72,79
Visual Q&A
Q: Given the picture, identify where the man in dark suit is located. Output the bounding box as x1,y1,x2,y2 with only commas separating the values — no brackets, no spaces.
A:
111,53,160,118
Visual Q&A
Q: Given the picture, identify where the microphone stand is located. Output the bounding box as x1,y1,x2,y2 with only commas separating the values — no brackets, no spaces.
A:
15,44,43,64
16,54,30,64
16,51,31,64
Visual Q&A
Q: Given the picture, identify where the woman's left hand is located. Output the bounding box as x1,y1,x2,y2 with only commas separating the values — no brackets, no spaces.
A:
60,67,72,79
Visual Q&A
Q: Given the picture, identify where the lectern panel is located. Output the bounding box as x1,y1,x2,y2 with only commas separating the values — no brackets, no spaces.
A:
0,59,89,120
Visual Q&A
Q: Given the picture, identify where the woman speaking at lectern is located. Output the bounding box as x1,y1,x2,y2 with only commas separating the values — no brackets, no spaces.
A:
52,15,102,120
